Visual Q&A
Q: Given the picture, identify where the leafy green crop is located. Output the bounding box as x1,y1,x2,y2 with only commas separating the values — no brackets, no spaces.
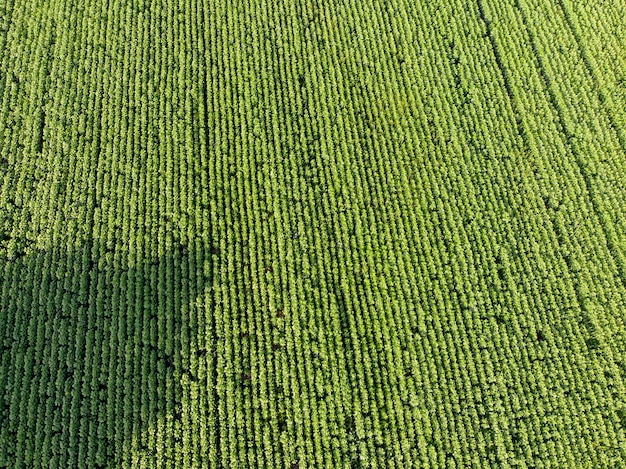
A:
0,0,625,467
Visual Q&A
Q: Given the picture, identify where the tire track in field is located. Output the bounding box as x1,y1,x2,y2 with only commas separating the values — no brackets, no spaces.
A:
509,0,626,292
475,0,626,409
555,0,626,156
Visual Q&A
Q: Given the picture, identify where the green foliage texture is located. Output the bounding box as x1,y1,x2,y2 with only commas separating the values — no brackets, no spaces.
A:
1,0,626,467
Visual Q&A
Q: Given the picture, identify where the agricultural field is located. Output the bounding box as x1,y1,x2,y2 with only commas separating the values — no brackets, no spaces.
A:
1,0,626,467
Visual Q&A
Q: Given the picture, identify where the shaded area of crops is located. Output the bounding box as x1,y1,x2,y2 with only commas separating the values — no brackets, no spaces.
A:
0,237,212,467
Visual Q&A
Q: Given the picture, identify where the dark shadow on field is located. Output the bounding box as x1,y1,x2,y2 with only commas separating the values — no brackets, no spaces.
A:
0,236,213,467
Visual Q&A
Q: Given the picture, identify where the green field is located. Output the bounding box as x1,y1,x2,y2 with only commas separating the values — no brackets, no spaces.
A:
1,0,626,467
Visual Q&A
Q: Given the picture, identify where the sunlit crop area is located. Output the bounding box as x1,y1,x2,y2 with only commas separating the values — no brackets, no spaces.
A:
1,0,625,467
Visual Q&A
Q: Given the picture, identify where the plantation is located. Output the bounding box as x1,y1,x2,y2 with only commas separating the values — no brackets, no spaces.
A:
1,0,626,467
